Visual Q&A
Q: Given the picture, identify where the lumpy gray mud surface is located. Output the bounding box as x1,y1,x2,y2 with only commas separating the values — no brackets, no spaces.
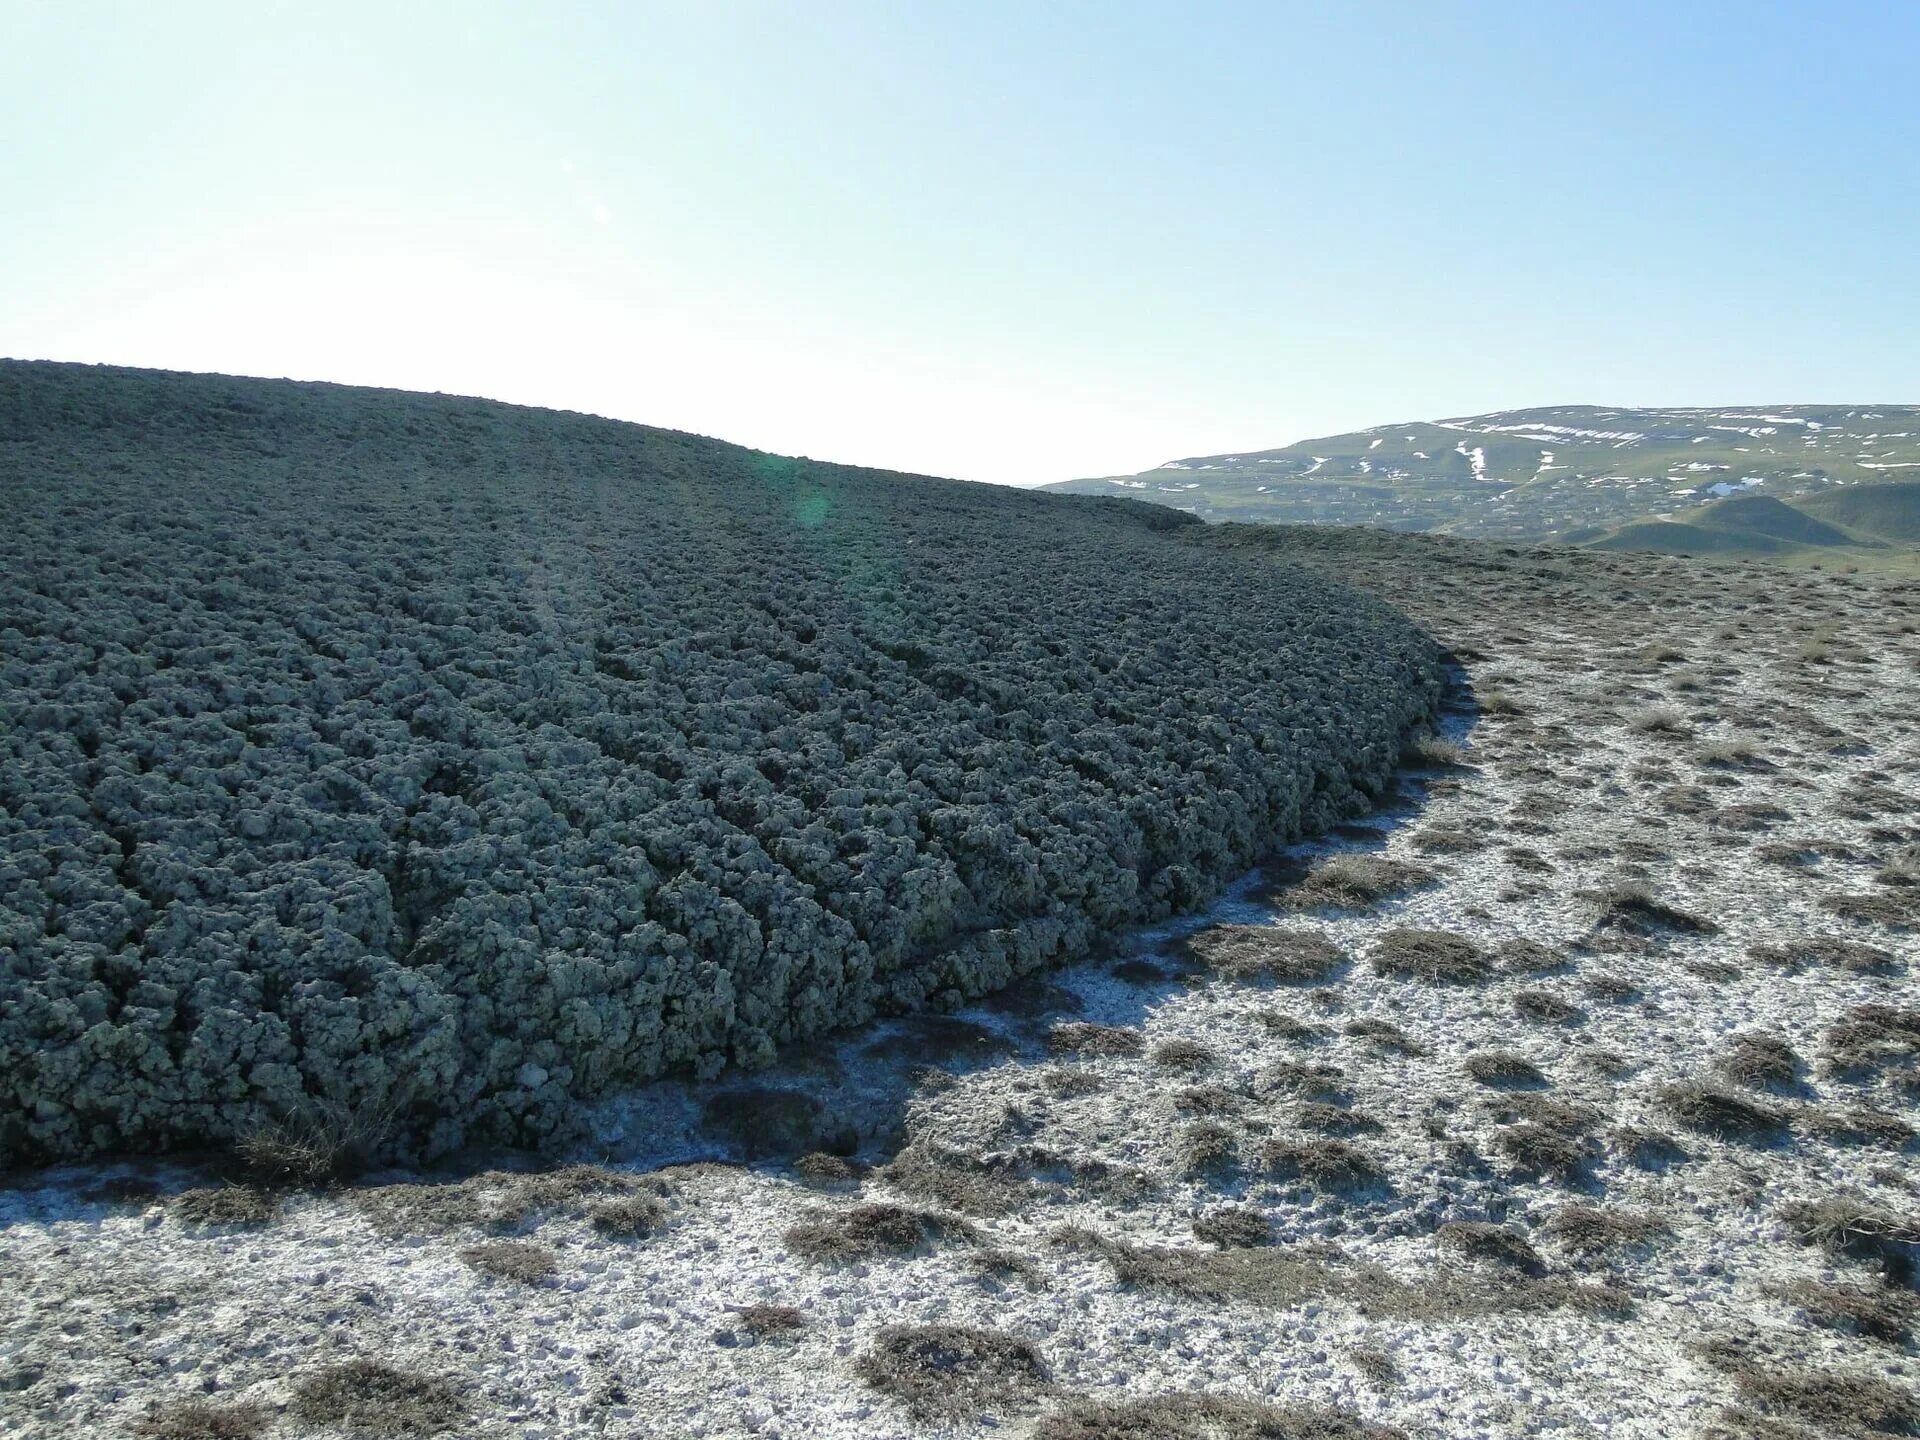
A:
0,363,1441,1164
5,529,1916,1439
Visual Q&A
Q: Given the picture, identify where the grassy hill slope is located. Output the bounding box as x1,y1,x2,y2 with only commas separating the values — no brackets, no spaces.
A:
0,360,1444,1164
1797,480,1920,542
1045,403,1920,545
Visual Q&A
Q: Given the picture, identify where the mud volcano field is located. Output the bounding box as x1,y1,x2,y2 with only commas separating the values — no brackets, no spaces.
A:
0,361,1444,1165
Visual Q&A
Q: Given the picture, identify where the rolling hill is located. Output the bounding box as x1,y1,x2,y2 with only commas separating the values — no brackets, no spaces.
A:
1045,404,1920,549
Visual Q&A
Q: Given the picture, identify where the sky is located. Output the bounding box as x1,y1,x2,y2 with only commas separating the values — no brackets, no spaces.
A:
4,2,1917,487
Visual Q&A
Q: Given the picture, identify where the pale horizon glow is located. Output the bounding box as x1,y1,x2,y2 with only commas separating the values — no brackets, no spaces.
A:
5,2,1917,486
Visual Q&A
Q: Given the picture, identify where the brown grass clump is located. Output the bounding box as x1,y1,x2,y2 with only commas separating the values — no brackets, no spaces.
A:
1694,1339,1920,1436
1465,1051,1547,1088
1192,1206,1273,1249
1749,936,1899,975
1035,1393,1406,1439
1370,927,1493,983
1436,1221,1544,1275
1260,1137,1384,1192
1585,882,1718,936
730,1303,807,1337
1513,989,1583,1025
1049,1022,1146,1057
589,1193,669,1237
1628,703,1690,736
288,1359,467,1436
1717,1034,1802,1089
1820,890,1919,930
234,1098,392,1188
1582,973,1640,1002
1541,1205,1667,1257
1175,1084,1244,1115
792,1151,863,1184
1497,1124,1593,1179
1152,1038,1219,1070
1659,1082,1790,1144
1284,855,1435,912
352,1163,660,1234
1802,1105,1917,1149
130,1398,271,1439
964,1248,1051,1287
881,1143,1031,1217
1403,733,1469,768
1823,1004,1920,1078
459,1239,558,1283
1294,1101,1383,1136
1778,1197,1920,1262
855,1324,1050,1421
1183,924,1350,984
1342,1018,1427,1056
1174,1120,1241,1176
1772,1279,1916,1345
172,1185,279,1227
784,1202,977,1262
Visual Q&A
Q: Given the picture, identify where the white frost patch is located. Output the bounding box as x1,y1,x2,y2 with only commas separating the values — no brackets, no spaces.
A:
1860,460,1920,469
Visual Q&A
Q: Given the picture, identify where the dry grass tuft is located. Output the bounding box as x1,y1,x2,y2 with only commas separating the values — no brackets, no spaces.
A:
1283,856,1436,912
1823,1004,1920,1078
130,1398,271,1439
1778,1197,1920,1263
1694,1338,1920,1436
1370,927,1493,983
784,1202,978,1262
1465,1051,1548,1088
1718,1034,1802,1090
1541,1205,1667,1256
1497,1124,1593,1178
1035,1392,1406,1439
172,1185,279,1227
1513,989,1583,1025
1174,1120,1241,1176
730,1303,807,1337
1436,1221,1543,1274
459,1239,558,1283
1182,925,1349,984
288,1359,466,1436
1772,1279,1916,1345
792,1151,863,1184
1342,1017,1427,1056
1585,882,1718,936
855,1323,1050,1421
589,1193,669,1237
1192,1206,1273,1249
1260,1137,1384,1192
1294,1101,1383,1136
1049,1022,1147,1057
352,1163,660,1234
1659,1082,1790,1143
881,1143,1032,1217
1152,1038,1219,1070
1749,936,1899,975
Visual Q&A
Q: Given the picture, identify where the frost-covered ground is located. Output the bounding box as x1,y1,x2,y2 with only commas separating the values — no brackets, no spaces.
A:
3,531,1917,1440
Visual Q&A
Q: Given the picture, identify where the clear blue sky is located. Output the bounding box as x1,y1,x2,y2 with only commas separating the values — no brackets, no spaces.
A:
5,1,1916,485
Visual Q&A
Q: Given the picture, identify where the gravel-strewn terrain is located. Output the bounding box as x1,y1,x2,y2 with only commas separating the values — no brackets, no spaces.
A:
4,527,1915,1439
0,363,1441,1165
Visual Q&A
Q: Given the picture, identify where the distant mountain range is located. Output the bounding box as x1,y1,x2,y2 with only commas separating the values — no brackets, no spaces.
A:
1044,405,1920,562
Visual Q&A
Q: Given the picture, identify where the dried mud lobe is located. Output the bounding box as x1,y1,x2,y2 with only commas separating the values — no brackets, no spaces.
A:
0,363,1444,1164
